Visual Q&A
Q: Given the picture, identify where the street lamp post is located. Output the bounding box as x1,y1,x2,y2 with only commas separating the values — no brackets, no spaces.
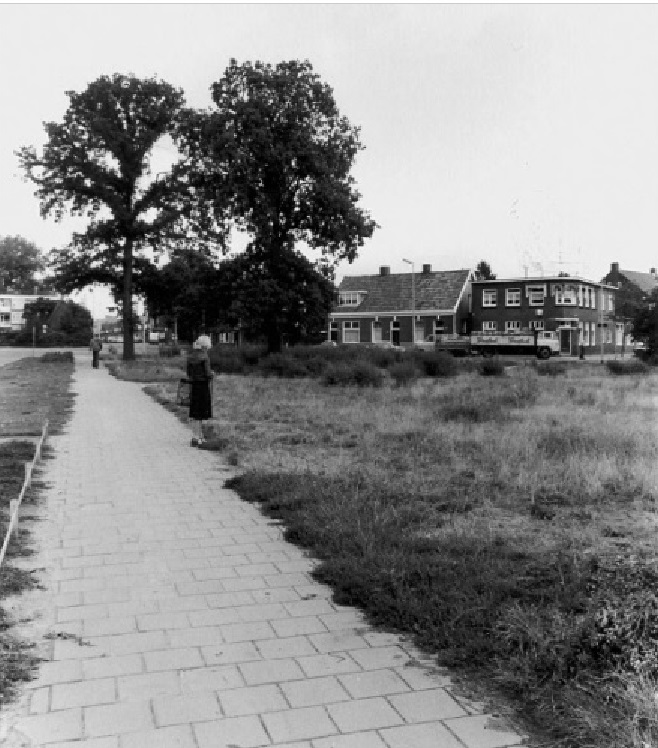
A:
402,259,415,344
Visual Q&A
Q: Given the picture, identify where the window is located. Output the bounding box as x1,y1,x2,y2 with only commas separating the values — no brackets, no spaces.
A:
506,288,521,307
434,319,446,336
583,324,590,345
339,292,360,306
330,321,338,342
505,320,521,333
0,313,9,324
590,289,596,310
608,294,614,312
590,322,596,345
530,320,544,330
554,284,577,305
343,320,359,343
482,289,497,307
527,285,545,306
482,321,497,332
605,327,612,343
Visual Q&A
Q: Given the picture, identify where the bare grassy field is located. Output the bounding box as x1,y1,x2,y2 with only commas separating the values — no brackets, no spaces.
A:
141,358,658,747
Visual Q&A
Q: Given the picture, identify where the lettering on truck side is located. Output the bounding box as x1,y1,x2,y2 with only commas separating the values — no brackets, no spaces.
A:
473,336,534,345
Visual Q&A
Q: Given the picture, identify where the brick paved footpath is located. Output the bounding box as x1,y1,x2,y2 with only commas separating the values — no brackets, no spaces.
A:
0,353,526,748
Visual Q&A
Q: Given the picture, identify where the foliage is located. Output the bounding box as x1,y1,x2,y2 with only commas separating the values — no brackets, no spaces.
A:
176,58,377,352
0,236,46,293
416,350,458,377
388,360,421,386
606,360,649,375
322,360,384,387
475,259,496,280
17,73,208,360
479,357,506,376
631,288,658,356
209,248,336,347
40,351,74,363
12,299,92,346
258,353,311,378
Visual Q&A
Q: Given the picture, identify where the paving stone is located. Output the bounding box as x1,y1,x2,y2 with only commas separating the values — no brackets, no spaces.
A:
194,715,271,748
255,635,317,659
308,631,370,653
117,670,180,700
444,714,525,748
84,701,154,737
153,693,222,726
379,722,466,748
338,669,410,698
348,646,412,671
28,686,50,715
326,697,403,732
393,664,453,690
121,724,197,748
51,677,116,710
30,659,84,687
296,653,362,678
239,657,305,685
271,616,327,638
312,733,388,748
13,708,83,743
218,684,288,716
49,737,118,748
144,647,204,671
219,620,276,642
180,664,245,693
200,640,262,666
83,654,143,679
280,676,350,708
262,706,337,743
388,688,467,721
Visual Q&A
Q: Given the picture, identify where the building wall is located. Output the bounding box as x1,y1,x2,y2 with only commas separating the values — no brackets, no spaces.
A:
0,294,62,331
471,280,618,354
330,313,457,345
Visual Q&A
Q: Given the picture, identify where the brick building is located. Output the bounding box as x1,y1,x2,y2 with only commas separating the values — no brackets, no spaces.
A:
329,265,473,346
471,276,620,355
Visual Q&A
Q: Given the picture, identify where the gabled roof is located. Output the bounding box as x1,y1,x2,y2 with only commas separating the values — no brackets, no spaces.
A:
617,269,658,295
334,268,472,314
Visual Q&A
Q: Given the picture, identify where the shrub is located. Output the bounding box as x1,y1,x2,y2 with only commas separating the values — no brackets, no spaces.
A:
479,357,506,376
606,360,649,375
535,361,568,376
389,360,421,387
420,351,458,378
259,353,310,378
322,361,384,387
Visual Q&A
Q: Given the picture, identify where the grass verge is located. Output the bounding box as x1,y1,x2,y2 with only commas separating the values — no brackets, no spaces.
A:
0,354,75,705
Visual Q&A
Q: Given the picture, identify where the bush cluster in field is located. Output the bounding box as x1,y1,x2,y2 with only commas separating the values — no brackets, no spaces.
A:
208,344,465,384
209,366,658,748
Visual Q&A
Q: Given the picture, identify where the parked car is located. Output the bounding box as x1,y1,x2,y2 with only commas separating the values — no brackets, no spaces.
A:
633,340,648,359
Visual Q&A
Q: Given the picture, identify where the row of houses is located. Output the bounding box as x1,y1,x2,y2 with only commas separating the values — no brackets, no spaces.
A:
329,262,658,355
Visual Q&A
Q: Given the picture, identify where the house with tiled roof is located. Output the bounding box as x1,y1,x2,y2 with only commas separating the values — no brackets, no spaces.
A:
328,264,474,346
601,262,658,348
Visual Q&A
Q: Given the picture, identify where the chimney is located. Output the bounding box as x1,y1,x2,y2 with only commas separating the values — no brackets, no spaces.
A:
610,262,619,274
651,267,657,276
379,266,390,276
422,264,432,274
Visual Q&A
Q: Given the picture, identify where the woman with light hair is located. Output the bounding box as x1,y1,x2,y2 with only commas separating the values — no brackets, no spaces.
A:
186,335,214,446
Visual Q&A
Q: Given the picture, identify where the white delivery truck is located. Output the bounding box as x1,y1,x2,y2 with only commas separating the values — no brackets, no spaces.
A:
469,331,560,359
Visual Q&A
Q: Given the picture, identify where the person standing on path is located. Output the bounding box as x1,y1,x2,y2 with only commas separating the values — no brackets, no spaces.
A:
186,335,213,446
89,335,103,369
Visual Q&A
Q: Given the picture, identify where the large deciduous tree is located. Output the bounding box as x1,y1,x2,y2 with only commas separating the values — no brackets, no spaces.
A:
17,73,204,359
177,59,377,352
631,288,658,356
0,236,46,293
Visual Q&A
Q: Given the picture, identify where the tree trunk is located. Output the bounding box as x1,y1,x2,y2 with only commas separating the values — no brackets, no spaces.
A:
122,239,135,361
266,320,282,354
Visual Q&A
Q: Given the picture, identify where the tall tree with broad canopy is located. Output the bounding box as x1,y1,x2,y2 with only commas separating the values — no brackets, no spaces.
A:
176,59,377,352
475,260,496,281
17,74,209,359
0,236,46,293
631,287,658,357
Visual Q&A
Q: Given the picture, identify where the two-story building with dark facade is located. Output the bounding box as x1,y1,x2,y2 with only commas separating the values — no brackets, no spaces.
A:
329,265,473,346
471,276,620,355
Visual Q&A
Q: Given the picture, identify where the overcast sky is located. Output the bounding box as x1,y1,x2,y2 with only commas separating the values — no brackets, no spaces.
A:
2,3,658,309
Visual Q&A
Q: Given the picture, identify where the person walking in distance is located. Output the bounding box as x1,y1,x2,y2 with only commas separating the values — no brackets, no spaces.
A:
186,335,214,447
89,335,103,369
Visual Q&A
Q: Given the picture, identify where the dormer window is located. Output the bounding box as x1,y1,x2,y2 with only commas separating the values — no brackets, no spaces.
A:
339,291,365,306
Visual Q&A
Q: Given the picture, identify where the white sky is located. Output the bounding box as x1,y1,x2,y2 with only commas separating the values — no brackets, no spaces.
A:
2,3,658,316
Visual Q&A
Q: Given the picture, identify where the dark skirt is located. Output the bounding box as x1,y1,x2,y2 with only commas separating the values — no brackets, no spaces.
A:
189,380,212,421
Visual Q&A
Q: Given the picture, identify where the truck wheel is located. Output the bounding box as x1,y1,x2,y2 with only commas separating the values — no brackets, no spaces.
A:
537,347,551,360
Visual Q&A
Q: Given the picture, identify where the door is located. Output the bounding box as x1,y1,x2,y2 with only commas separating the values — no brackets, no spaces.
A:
391,322,400,346
560,329,571,354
